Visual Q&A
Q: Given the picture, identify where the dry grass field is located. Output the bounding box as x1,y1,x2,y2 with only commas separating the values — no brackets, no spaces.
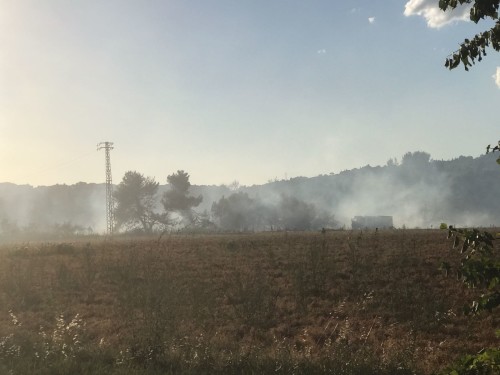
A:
0,229,498,374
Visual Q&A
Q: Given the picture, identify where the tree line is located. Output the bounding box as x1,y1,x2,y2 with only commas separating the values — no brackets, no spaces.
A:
1,151,500,238
113,170,337,233
113,170,203,233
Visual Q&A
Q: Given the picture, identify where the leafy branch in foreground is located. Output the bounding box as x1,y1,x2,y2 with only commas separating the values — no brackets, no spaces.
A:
443,347,500,375
486,141,500,164
446,226,500,314
441,226,500,374
440,0,500,70
441,140,500,372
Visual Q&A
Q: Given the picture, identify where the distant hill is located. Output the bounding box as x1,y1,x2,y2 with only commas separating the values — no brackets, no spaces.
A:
237,152,500,228
1,151,500,234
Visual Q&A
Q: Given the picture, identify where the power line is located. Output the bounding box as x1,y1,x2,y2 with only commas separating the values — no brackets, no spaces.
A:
97,142,114,235
19,151,96,185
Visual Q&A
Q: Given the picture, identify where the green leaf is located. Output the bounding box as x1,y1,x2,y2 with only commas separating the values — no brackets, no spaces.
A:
489,277,499,289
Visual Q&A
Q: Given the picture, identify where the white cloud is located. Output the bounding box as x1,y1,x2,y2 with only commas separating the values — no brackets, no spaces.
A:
368,17,375,24
317,49,326,55
404,0,470,28
493,67,500,88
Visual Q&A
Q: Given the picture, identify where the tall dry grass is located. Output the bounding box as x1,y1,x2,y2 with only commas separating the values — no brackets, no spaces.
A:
0,230,497,374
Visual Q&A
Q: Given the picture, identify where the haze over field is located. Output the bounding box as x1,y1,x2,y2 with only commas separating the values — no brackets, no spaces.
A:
1,1,499,187
1,152,500,236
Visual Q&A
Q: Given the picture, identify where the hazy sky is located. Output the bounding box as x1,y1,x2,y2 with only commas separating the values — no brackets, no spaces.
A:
1,0,499,187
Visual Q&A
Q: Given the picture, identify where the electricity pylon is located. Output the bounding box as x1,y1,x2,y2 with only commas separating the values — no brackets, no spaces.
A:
97,142,114,235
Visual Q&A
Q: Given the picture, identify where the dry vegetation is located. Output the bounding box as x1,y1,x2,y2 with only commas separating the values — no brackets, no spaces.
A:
0,230,498,374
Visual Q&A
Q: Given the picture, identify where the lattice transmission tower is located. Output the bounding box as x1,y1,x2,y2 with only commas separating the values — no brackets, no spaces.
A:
97,142,114,235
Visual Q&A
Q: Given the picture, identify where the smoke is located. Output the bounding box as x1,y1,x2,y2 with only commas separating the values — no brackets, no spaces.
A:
237,152,500,229
0,182,106,238
334,158,452,228
0,152,498,239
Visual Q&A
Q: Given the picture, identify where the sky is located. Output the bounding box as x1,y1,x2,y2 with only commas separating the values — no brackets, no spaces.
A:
1,0,499,187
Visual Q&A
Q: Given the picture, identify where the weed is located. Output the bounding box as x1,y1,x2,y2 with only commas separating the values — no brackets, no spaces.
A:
0,230,495,374
224,266,279,329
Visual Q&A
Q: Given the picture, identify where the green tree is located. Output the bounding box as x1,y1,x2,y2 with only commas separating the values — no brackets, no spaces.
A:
161,170,202,226
278,195,317,230
211,192,259,231
401,151,431,166
440,0,500,70
113,171,163,233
